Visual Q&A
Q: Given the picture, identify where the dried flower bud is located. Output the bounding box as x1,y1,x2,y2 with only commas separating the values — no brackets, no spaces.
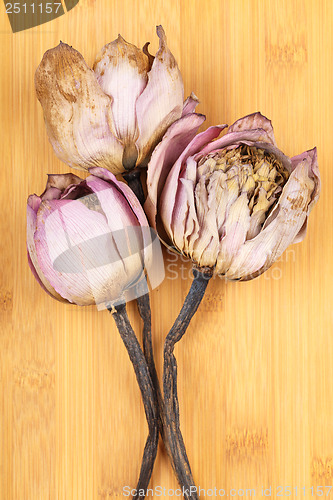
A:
27,169,159,306
145,112,320,280
35,26,205,174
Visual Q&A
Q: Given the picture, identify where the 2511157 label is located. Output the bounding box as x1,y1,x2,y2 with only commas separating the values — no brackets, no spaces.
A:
4,0,80,33
5,3,62,13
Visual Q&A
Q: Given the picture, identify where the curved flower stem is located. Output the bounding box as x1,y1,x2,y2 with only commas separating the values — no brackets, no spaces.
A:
109,303,158,500
136,292,165,438
125,173,162,423
122,173,164,484
123,170,160,417
125,171,166,439
123,169,145,206
163,268,212,500
120,173,209,494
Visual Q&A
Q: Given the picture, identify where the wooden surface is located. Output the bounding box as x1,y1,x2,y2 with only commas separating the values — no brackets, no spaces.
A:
1,0,333,498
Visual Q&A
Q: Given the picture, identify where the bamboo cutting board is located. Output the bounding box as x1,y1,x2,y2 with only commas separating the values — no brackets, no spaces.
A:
1,0,333,499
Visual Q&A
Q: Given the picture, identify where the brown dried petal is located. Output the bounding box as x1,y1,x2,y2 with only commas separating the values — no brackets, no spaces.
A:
35,42,124,174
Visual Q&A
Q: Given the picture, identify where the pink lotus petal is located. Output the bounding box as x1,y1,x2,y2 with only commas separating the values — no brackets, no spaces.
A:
290,147,320,243
34,198,136,306
41,187,62,201
180,158,201,255
93,35,149,159
88,168,153,273
35,42,124,174
159,125,226,238
225,154,317,280
291,147,320,206
144,113,206,230
261,147,319,235
27,202,65,301
190,173,220,267
171,157,197,251
182,92,200,116
27,194,42,214
87,166,118,184
27,251,68,302
83,175,148,285
85,175,141,231
196,128,277,159
88,167,149,230
135,26,184,165
216,193,251,274
228,112,277,145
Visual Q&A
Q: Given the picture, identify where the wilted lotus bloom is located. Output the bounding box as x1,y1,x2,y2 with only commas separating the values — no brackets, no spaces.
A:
27,168,159,306
34,26,204,175
145,112,320,280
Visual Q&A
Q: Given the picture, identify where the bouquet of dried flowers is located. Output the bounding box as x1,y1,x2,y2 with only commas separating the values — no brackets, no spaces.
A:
28,26,320,500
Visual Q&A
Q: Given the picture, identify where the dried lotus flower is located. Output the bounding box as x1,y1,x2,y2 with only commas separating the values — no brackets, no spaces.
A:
27,168,152,306
146,113,321,500
35,26,204,175
146,112,320,280
27,168,160,494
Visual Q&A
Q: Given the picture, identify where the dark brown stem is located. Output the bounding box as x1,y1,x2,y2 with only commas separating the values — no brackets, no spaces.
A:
110,303,158,500
125,172,166,441
122,170,208,495
121,171,163,488
123,169,145,206
163,268,212,500
136,294,163,414
136,293,166,440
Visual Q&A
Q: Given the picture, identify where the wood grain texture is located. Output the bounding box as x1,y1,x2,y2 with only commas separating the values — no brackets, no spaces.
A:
1,0,332,498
